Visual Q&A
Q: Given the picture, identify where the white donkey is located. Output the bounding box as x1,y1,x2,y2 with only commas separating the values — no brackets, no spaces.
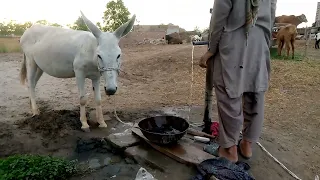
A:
19,11,136,132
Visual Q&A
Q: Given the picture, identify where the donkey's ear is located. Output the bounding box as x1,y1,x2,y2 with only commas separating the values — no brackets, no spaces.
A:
80,11,102,38
114,14,136,39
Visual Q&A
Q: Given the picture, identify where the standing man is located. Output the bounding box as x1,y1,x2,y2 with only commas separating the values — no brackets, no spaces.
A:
199,0,277,162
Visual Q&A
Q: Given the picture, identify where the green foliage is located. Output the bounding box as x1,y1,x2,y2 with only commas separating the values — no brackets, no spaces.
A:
102,0,131,32
269,47,303,61
50,23,63,27
0,0,131,35
96,22,102,29
69,16,89,31
0,45,8,53
0,20,62,36
68,17,104,32
35,20,49,25
35,20,62,27
0,20,32,36
0,154,78,180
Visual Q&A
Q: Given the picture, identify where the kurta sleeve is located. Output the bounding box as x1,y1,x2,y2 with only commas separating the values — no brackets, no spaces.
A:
208,0,232,55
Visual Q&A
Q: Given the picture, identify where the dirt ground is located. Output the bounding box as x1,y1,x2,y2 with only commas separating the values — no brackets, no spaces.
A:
0,42,319,179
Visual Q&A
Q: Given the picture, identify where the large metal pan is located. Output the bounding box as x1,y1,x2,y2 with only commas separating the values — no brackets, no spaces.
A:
136,115,190,145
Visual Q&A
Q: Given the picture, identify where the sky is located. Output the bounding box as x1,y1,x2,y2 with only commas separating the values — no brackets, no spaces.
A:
0,0,318,31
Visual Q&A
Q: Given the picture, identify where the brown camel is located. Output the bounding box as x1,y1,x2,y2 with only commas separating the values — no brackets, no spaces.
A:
276,24,298,59
275,14,308,27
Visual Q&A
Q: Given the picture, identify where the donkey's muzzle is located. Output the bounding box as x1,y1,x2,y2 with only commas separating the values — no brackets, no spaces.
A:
104,86,117,95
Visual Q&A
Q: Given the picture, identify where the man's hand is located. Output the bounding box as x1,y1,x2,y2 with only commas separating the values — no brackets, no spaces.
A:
199,51,214,68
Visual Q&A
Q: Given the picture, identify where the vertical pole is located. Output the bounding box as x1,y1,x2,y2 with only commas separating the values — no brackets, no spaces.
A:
202,8,214,134
304,26,308,57
202,58,214,134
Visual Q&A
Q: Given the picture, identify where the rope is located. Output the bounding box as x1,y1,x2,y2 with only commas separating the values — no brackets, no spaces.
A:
238,131,302,180
188,45,204,128
112,45,203,128
256,142,302,180
112,96,134,127
187,45,194,122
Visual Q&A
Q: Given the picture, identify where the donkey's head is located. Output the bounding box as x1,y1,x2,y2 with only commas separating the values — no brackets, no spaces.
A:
80,11,135,95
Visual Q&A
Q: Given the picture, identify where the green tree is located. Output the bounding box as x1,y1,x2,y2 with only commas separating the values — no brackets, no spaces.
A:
96,22,102,29
69,16,89,31
14,21,33,35
102,0,130,32
36,20,49,25
50,23,62,27
0,22,10,36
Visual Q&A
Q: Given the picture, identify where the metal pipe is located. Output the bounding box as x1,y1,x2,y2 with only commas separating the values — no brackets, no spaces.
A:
191,39,213,134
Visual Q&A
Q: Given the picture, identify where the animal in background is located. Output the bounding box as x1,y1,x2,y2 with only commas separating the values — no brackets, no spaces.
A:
275,14,308,27
276,24,298,59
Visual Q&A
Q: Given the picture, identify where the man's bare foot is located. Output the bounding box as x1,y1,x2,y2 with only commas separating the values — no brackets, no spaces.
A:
218,145,238,163
239,139,252,158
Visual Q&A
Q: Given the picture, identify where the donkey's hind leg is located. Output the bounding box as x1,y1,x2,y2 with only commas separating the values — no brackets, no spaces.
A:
26,57,41,116
28,67,43,110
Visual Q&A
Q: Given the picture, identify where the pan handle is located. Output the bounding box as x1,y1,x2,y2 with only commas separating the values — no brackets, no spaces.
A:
132,126,143,131
192,41,209,46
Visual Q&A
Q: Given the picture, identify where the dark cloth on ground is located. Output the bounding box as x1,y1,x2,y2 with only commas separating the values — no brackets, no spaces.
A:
192,157,255,180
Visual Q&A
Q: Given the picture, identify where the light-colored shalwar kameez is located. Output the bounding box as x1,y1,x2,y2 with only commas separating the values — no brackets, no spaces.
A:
208,0,277,148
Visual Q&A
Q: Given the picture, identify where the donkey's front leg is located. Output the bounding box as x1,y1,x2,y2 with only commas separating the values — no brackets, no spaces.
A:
92,78,108,128
75,72,90,132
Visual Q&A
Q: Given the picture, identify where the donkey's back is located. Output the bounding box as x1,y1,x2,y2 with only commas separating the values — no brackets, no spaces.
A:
20,24,97,78
20,24,96,55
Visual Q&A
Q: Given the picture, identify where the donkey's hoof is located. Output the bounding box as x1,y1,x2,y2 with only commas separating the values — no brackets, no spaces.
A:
32,108,40,117
32,110,40,117
99,123,108,128
81,127,90,132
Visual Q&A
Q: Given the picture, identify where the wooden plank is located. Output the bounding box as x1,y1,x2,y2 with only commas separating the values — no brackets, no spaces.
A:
131,127,215,166
125,145,196,179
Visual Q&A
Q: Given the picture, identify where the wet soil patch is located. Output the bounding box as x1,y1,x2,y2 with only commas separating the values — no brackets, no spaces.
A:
0,122,24,157
104,109,163,123
15,107,89,139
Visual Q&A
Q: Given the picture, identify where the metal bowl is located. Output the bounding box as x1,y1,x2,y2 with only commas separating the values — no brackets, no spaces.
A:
137,115,189,145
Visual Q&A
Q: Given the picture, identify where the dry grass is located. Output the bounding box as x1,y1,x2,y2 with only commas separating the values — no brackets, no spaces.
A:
0,37,21,53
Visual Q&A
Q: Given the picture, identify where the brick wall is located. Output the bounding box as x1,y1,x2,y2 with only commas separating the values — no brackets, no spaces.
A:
119,31,166,46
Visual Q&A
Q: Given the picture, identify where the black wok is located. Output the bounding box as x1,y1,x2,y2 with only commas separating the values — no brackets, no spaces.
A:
136,115,190,145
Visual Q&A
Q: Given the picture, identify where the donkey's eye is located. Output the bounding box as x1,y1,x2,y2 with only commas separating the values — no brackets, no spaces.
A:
117,54,121,59
97,55,102,60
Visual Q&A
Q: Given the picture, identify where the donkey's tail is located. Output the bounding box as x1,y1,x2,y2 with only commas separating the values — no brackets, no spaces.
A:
20,53,27,85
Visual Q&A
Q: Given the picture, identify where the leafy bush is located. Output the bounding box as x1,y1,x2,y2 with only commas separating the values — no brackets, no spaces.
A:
0,154,78,180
